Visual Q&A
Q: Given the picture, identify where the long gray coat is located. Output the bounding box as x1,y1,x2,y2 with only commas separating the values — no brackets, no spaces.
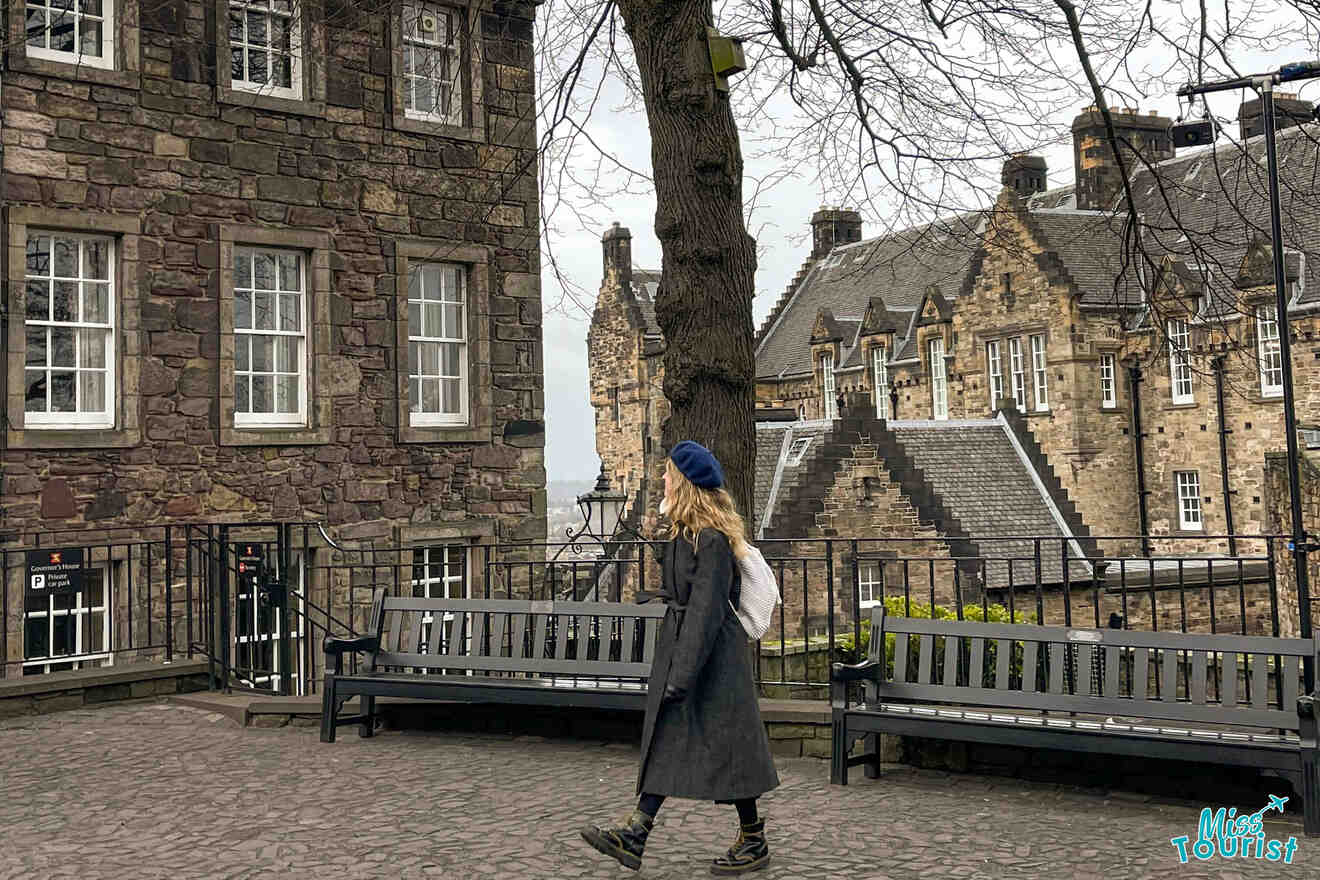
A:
635,530,780,800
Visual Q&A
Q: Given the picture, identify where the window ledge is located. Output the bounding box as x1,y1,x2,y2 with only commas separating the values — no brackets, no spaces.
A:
400,424,493,445
5,426,141,450
219,86,327,119
391,112,485,143
222,426,331,446
1163,402,1199,411
5,53,141,90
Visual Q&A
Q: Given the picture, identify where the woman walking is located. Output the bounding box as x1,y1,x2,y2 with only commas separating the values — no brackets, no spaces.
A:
581,441,780,875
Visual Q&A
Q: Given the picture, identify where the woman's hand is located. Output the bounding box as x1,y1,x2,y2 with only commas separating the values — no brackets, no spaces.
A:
661,684,685,704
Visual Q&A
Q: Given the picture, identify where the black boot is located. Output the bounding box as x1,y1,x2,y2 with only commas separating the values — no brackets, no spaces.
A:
580,808,653,871
710,819,770,875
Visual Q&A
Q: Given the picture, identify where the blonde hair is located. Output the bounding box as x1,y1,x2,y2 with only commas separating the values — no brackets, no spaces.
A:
664,459,749,559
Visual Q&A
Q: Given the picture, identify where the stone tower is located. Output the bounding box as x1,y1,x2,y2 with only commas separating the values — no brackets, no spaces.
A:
811,208,863,259
1071,107,1175,211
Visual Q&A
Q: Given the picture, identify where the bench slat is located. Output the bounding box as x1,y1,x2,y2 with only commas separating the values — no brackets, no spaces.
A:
555,614,572,661
490,611,509,659
969,638,985,689
405,610,423,658
871,681,1297,730
642,618,659,664
878,615,1314,655
447,613,468,657
943,635,959,688
918,634,933,685
894,633,909,683
1284,655,1301,715
994,639,1010,690
1191,651,1207,705
376,597,667,618
1022,641,1039,692
386,608,404,655
1049,643,1064,694
374,651,653,678
1161,649,1178,702
471,611,489,660
1252,653,1268,710
1104,646,1119,698
622,616,637,664
532,613,549,660
1222,652,1238,707
1133,648,1149,701
426,611,444,657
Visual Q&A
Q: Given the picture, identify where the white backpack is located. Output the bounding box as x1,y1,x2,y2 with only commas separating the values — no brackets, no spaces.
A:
732,544,781,640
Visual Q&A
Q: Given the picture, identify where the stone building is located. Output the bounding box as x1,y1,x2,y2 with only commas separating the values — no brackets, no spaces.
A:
1,0,546,678
589,101,1320,636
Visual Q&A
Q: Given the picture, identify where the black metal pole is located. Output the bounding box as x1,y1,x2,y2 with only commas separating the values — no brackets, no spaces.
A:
1212,357,1238,556
1261,82,1314,658
1128,366,1152,557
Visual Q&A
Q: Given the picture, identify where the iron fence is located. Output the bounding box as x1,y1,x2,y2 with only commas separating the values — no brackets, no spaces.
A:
1,525,1304,700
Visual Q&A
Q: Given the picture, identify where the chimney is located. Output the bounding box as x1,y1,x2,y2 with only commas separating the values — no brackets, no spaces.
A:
602,222,632,292
1001,154,1048,197
1071,105,1175,211
1238,93,1316,140
810,207,863,259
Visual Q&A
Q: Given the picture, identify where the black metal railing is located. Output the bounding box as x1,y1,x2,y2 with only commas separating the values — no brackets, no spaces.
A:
2,525,1304,700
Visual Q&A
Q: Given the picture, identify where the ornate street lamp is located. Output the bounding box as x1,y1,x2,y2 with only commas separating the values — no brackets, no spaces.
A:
573,465,629,545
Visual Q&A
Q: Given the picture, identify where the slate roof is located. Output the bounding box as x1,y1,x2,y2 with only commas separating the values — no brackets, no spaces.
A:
755,217,984,379
1029,211,1142,307
630,270,661,335
885,420,1088,588
753,419,834,537
1126,123,1320,307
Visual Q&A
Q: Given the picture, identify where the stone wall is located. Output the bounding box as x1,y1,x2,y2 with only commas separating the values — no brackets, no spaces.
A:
1,0,546,543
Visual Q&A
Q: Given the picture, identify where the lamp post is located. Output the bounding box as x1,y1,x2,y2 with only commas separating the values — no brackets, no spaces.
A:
1179,60,1320,662
549,465,654,600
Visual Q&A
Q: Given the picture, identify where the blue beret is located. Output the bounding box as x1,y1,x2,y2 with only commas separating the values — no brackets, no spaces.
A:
669,440,724,489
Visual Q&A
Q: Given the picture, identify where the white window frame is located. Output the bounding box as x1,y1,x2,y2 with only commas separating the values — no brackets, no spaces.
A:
410,545,470,666
401,2,463,125
986,340,1003,410
1168,319,1193,404
1008,336,1026,410
227,0,302,101
929,337,948,420
233,246,308,428
22,565,112,675
23,231,116,429
786,437,812,465
1099,353,1117,409
1257,304,1283,398
822,352,837,420
872,344,889,419
408,262,468,428
1176,471,1203,531
858,561,882,608
24,0,116,70
1030,334,1049,411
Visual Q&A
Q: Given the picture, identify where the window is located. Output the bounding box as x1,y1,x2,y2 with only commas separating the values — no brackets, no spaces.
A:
23,232,115,429
228,0,301,100
872,344,889,419
1030,334,1048,411
1176,471,1202,531
407,262,467,427
410,545,469,661
986,340,1003,410
23,0,114,69
402,3,461,124
233,247,307,428
858,562,882,608
609,386,620,426
23,566,111,675
822,352,837,420
219,225,331,446
1099,353,1117,408
1257,305,1283,398
929,337,948,420
1168,319,1193,403
786,437,812,465
1008,337,1026,410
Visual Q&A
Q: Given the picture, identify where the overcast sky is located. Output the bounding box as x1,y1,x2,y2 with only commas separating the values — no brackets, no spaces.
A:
537,14,1317,484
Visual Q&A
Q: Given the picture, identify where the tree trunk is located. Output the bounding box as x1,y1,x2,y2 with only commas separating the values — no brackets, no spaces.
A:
615,0,758,527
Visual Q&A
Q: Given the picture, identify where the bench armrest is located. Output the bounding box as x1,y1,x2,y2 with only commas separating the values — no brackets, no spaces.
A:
831,659,882,683
323,635,379,656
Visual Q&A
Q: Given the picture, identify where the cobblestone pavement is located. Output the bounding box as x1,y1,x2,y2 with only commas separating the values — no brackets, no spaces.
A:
1,700,1317,879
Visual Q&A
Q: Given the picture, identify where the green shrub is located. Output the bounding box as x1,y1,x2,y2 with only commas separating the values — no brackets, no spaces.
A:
834,597,1038,687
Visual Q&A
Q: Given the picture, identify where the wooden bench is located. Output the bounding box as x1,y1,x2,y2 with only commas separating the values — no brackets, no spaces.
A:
319,590,667,743
831,607,1320,836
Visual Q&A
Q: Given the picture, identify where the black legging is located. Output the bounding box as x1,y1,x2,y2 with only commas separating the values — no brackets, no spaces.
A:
638,793,757,825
